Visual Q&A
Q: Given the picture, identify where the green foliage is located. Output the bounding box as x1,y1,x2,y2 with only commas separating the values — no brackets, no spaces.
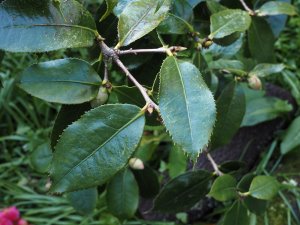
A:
249,176,280,200
209,174,237,202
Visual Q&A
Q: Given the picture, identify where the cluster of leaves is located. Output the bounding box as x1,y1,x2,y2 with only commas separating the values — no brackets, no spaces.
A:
0,0,299,224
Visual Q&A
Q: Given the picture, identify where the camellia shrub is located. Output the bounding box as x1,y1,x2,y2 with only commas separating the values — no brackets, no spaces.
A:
0,0,299,224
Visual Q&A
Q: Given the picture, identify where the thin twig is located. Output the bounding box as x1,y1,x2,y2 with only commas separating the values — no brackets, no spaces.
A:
116,46,187,55
205,150,223,176
239,0,255,15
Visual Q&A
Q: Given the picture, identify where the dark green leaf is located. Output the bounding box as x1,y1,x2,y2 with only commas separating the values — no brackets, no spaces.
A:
248,17,275,63
117,0,171,47
0,0,97,52
244,196,267,215
223,200,250,225
209,174,237,202
237,173,255,192
153,170,212,213
159,56,216,159
107,169,139,219
249,176,279,200
249,63,285,77
50,104,145,193
211,82,246,149
209,59,246,76
206,1,227,14
30,143,53,173
19,59,101,104
168,145,188,178
157,13,193,34
280,116,300,154
256,1,297,16
132,166,160,199
209,9,251,39
219,161,246,175
100,0,118,22
67,188,98,215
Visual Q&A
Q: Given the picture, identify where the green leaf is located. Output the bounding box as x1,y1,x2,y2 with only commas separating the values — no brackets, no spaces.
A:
107,169,139,219
211,82,245,149
113,86,144,107
30,143,53,173
280,116,300,154
219,161,246,176
244,196,267,215
209,9,251,39
100,0,118,22
51,103,91,150
67,188,98,215
50,104,145,193
132,166,160,199
0,0,97,52
113,0,134,17
209,174,237,202
249,63,285,77
19,59,101,104
223,200,250,225
242,97,292,127
248,17,275,63
157,13,193,34
153,170,212,213
159,56,216,159
117,0,171,47
206,1,227,14
249,176,279,200
256,1,297,16
168,145,188,178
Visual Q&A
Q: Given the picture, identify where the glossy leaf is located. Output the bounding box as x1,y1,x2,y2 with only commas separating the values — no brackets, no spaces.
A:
168,145,188,178
280,116,300,154
117,0,171,47
211,82,245,149
50,104,145,193
19,59,101,104
159,56,216,159
209,174,237,202
157,13,193,34
153,170,212,213
67,188,98,215
30,143,53,173
223,200,250,225
107,169,139,219
209,9,251,39
100,0,118,22
249,63,285,77
256,1,297,16
0,0,97,52
249,176,279,200
248,17,275,63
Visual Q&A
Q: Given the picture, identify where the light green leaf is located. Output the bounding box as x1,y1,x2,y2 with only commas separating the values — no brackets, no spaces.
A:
100,0,118,22
67,188,98,215
209,174,237,202
107,169,139,219
19,59,101,104
280,116,300,154
211,82,245,149
153,170,212,213
159,56,216,159
249,63,285,77
256,1,297,16
223,200,250,225
209,9,251,39
0,0,97,52
114,0,134,17
30,143,53,173
168,145,188,178
249,176,279,200
50,104,145,193
157,13,193,34
117,0,171,47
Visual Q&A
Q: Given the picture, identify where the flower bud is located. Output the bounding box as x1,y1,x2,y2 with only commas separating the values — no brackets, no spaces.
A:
248,75,262,90
2,206,20,221
90,86,108,108
129,158,144,170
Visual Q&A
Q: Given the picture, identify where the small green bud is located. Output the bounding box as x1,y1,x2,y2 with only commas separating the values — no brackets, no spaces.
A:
90,86,108,108
248,75,262,90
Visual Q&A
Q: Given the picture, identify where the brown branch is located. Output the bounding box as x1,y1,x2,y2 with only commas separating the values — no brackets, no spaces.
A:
239,0,255,15
205,150,223,176
116,46,187,55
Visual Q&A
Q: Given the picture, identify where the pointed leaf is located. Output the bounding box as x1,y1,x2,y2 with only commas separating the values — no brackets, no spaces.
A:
209,9,251,39
249,176,279,200
0,0,97,52
117,0,171,47
209,174,237,202
159,56,216,159
281,116,300,154
67,188,98,215
223,201,250,225
100,0,118,22
211,82,245,149
19,59,101,104
256,1,297,16
153,170,212,213
249,63,285,77
30,143,53,173
50,104,145,193
107,169,139,219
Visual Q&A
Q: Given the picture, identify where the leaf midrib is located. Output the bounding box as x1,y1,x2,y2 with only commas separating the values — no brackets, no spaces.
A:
21,80,100,86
